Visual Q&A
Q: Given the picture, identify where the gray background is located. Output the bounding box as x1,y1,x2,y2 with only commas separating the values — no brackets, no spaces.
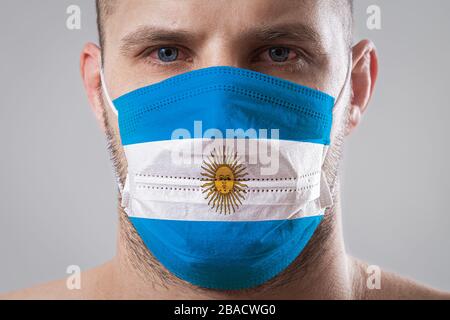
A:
0,0,449,293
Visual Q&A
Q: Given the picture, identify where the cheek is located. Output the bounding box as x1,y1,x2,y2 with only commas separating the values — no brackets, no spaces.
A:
326,55,354,140
103,108,128,169
108,63,164,99
288,57,337,96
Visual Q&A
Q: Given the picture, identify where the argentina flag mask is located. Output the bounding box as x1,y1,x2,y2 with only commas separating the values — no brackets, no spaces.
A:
100,63,350,290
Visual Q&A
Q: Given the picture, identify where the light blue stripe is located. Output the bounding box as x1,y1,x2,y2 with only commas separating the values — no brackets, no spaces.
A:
130,215,323,290
115,66,334,146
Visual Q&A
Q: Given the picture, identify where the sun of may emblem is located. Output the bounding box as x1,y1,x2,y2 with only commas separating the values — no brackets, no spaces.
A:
201,147,248,214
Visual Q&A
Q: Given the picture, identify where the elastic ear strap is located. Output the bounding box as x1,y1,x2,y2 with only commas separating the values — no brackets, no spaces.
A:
334,52,353,107
99,67,119,116
319,53,353,208
321,53,352,159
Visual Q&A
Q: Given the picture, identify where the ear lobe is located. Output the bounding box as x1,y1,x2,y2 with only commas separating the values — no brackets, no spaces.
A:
346,40,379,135
80,43,106,132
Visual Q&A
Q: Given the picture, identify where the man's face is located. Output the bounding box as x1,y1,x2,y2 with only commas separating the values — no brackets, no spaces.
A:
102,0,351,149
87,0,357,289
79,0,376,290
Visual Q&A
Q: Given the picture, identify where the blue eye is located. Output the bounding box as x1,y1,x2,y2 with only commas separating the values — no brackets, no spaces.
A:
269,47,291,62
157,47,179,62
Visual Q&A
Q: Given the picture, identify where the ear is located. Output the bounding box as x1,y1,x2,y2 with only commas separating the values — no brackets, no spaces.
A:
346,39,379,135
80,43,106,133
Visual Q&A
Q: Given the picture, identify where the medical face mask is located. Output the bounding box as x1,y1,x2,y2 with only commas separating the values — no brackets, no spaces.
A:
101,64,349,290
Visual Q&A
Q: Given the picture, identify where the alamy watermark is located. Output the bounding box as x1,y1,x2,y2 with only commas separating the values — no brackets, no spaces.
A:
367,5,382,30
66,5,81,30
366,265,382,290
171,121,281,176
66,265,81,290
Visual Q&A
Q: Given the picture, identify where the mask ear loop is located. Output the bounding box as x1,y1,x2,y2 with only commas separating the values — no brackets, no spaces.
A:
333,52,353,109
99,63,119,116
99,59,129,206
320,52,353,209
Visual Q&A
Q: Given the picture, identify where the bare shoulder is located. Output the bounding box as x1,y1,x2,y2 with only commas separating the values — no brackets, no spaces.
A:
0,262,114,300
0,278,79,300
352,258,450,300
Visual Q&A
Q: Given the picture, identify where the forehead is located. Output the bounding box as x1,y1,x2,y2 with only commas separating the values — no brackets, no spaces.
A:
107,0,343,51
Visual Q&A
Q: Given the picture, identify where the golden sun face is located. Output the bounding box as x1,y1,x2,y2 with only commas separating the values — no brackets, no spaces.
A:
214,165,235,195
201,147,248,215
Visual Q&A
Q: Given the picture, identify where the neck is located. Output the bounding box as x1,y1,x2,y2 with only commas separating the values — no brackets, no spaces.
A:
105,188,358,300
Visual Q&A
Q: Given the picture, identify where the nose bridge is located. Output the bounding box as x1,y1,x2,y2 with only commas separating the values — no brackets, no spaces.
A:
198,35,246,69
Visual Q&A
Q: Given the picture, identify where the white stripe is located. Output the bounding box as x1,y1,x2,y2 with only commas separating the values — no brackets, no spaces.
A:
122,139,331,222
133,172,319,189
124,139,326,179
128,197,327,222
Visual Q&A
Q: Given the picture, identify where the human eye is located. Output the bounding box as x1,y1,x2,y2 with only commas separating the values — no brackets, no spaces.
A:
139,46,192,65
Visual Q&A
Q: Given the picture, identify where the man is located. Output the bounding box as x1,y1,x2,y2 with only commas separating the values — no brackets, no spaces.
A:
2,0,449,299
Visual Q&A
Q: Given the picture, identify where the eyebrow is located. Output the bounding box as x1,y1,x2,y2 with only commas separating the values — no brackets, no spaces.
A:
120,26,197,55
248,23,325,54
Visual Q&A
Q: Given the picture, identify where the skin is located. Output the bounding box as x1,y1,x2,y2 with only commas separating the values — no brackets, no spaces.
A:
2,0,450,300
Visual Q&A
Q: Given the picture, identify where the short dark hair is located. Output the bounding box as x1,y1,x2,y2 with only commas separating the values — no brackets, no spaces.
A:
96,0,353,53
